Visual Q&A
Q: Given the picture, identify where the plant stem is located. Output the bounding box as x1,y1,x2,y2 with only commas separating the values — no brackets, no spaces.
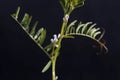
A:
60,21,67,36
51,14,69,80
52,56,57,80
51,46,61,80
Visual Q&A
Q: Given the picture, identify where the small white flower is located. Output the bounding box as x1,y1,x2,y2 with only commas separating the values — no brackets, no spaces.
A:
53,34,58,42
50,39,54,43
53,34,57,39
56,76,58,80
50,33,61,43
63,14,69,22
50,33,61,48
58,34,61,38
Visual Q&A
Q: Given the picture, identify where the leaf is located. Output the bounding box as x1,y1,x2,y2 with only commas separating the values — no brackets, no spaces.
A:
27,16,32,28
21,13,31,31
44,43,53,52
68,20,77,28
21,13,29,26
90,28,100,37
34,28,44,39
30,21,38,36
11,6,51,59
66,20,77,34
59,0,85,14
70,26,75,33
76,23,84,33
71,0,85,8
98,29,105,40
12,6,20,20
37,29,46,45
86,23,96,35
59,0,69,14
93,31,101,38
59,0,65,11
81,22,92,34
64,20,107,53
42,60,51,73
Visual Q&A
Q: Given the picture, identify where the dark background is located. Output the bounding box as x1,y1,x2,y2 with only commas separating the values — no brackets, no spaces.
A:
0,0,120,80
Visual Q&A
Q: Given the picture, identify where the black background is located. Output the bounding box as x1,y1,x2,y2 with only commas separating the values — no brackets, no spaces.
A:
0,0,120,80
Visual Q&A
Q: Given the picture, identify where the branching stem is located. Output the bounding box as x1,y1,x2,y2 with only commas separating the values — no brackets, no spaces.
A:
51,14,69,80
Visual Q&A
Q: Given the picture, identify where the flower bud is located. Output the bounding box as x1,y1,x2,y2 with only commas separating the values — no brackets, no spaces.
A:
63,14,69,22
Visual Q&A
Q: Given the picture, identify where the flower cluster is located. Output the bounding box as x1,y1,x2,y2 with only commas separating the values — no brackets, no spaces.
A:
50,34,61,43
50,34,61,48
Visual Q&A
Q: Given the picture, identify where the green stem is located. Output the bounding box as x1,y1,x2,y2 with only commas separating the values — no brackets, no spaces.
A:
52,56,57,80
51,45,61,80
51,13,70,80
60,21,67,36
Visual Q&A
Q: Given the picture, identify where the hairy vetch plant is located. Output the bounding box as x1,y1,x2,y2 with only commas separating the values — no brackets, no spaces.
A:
11,0,108,80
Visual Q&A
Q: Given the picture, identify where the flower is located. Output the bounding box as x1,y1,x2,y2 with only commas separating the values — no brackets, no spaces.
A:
63,14,69,22
50,34,61,43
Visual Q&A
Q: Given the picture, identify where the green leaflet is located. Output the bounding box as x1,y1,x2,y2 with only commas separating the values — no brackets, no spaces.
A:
21,13,32,31
70,27,75,33
70,0,85,8
68,20,77,28
76,23,84,33
12,6,20,20
44,43,53,52
98,29,105,41
65,20,77,34
59,0,85,14
81,22,92,34
90,28,99,37
86,23,96,35
59,0,67,12
30,21,38,36
42,60,51,73
34,28,43,38
37,29,46,45
59,0,70,14
30,27,46,45
93,31,101,38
